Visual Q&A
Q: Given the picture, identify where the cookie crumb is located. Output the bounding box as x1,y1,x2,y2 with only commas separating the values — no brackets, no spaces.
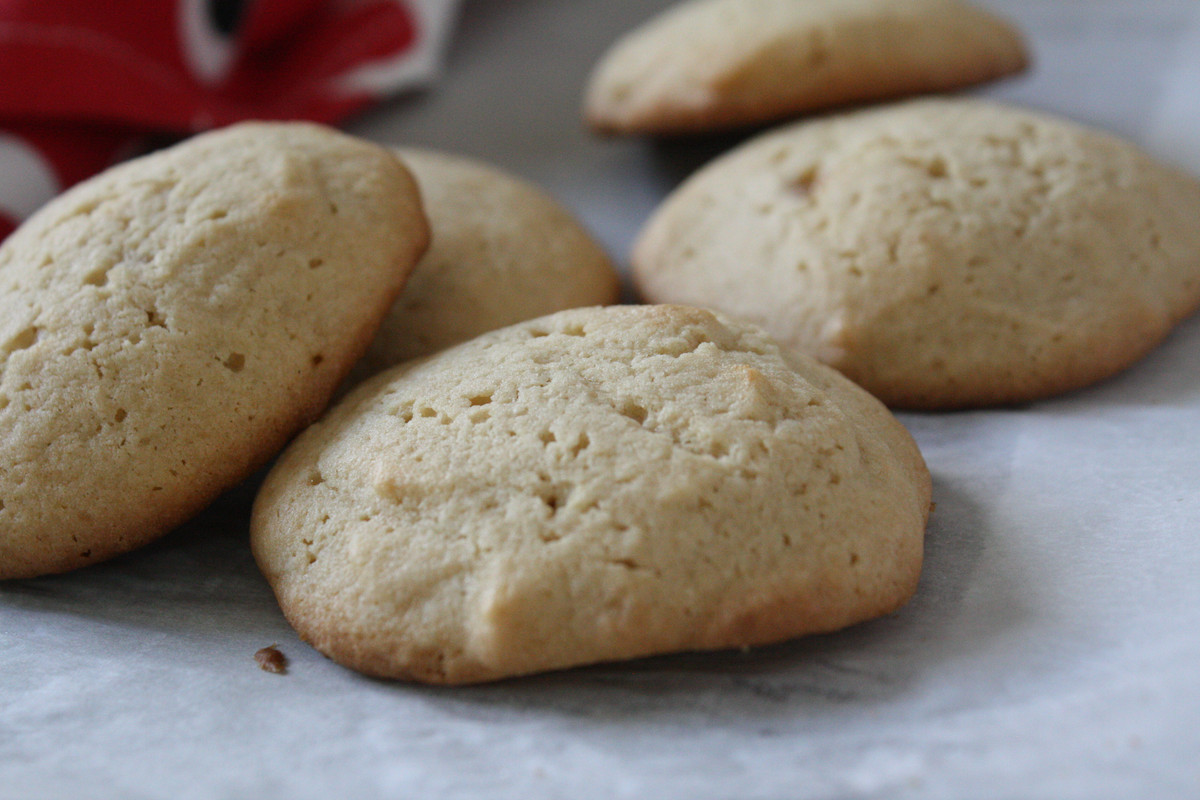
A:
255,645,288,674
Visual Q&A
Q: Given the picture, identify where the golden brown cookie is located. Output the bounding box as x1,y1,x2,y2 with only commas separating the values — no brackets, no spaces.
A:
633,99,1200,408
252,305,930,684
585,0,1028,135
354,148,619,374
0,122,429,579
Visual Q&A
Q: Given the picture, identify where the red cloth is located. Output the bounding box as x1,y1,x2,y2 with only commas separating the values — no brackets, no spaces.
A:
0,0,451,240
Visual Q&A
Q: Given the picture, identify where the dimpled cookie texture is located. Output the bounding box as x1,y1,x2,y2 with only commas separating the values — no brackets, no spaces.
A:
0,122,429,579
633,99,1200,409
584,0,1027,135
251,305,931,684
353,148,620,376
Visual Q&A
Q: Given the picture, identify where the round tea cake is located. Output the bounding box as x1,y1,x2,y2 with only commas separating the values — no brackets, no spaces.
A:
632,99,1200,408
0,122,429,579
251,305,931,684
355,148,620,374
585,0,1027,135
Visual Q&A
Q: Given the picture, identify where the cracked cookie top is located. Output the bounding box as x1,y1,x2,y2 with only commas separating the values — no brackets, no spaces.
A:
251,304,930,683
633,99,1200,408
0,122,428,579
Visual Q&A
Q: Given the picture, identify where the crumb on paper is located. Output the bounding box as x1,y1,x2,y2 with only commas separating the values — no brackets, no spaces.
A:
255,645,288,675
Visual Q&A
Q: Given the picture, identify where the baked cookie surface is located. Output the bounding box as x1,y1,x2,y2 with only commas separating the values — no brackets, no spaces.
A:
585,0,1027,135
355,148,619,374
251,305,930,684
0,122,428,579
633,99,1200,408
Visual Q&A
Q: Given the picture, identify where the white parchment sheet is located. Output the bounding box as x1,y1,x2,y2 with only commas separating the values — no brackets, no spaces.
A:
3,2,1198,798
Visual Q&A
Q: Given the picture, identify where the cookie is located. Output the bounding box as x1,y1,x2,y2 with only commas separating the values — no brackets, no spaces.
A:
0,122,429,579
251,305,931,684
633,99,1200,409
354,148,620,374
584,0,1028,135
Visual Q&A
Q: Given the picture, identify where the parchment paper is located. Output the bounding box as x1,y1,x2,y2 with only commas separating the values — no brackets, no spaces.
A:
3,2,1198,798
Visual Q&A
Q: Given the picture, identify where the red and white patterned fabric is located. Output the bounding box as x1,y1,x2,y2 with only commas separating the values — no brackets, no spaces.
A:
0,0,459,241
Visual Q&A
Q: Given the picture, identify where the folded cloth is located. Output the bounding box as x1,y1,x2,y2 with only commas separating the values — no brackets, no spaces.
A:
0,0,460,240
